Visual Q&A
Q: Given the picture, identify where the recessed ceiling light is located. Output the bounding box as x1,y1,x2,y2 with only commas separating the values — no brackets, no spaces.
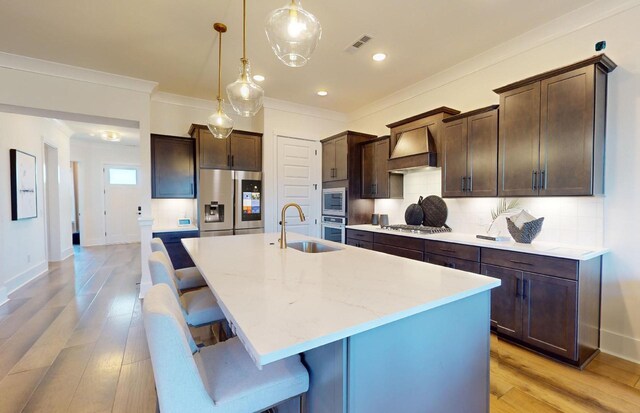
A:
101,131,121,142
253,74,265,82
317,90,328,97
372,53,387,62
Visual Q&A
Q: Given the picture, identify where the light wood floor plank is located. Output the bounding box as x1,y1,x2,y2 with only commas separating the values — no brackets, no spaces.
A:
66,314,132,413
500,387,563,413
0,368,47,413
0,285,66,340
0,298,29,317
22,344,95,413
586,358,640,387
596,352,640,376
490,394,521,413
112,359,157,413
122,325,150,366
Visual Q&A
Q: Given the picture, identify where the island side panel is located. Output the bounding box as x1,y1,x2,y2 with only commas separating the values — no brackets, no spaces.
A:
347,291,491,413
302,339,348,413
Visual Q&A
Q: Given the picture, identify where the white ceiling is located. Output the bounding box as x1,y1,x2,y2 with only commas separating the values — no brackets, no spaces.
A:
0,0,595,112
63,120,140,146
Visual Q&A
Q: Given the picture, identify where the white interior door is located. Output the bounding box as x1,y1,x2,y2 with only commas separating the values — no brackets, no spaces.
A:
276,136,321,237
103,165,141,244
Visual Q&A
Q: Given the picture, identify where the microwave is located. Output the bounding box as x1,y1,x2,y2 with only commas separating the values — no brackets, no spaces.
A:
322,188,346,217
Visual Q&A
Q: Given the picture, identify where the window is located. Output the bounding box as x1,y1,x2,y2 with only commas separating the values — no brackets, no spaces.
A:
109,168,137,185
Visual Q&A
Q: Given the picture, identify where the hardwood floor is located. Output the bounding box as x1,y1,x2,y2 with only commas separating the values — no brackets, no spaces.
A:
1,243,639,412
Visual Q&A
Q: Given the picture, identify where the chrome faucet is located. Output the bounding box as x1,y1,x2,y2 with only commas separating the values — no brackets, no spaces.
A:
279,203,306,249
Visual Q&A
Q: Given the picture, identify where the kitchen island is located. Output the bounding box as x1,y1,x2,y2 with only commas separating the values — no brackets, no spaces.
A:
182,233,500,413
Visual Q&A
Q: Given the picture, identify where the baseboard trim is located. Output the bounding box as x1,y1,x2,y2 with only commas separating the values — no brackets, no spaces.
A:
4,261,49,297
600,328,640,364
59,247,75,261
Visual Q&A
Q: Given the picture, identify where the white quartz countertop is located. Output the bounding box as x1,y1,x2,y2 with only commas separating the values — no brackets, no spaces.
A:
152,225,199,233
346,225,609,261
182,233,500,367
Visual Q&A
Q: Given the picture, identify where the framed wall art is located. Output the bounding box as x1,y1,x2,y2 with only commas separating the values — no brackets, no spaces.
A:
10,149,37,220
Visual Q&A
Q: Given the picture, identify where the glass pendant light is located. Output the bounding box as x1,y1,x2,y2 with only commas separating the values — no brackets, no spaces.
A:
208,23,234,139
265,0,322,68
226,0,264,117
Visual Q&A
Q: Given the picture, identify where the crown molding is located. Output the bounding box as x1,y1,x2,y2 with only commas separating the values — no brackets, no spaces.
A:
263,97,347,123
152,91,216,110
348,0,640,123
0,52,158,94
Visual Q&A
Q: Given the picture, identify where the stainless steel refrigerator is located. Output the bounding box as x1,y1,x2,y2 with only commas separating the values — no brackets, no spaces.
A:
199,170,263,237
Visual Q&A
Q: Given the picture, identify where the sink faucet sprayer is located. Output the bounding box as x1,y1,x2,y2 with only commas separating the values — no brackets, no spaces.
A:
279,203,306,249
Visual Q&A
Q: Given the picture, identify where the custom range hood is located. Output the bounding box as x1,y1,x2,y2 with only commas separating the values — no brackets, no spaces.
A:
386,107,459,171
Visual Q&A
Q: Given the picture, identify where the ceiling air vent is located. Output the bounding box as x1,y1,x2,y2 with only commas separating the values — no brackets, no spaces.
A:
345,34,373,53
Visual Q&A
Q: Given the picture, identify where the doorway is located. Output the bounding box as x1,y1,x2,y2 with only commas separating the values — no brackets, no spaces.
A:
70,161,81,245
276,135,321,237
103,164,141,244
43,143,61,261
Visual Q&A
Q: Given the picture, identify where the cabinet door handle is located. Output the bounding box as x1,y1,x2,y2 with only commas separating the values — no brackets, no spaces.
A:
374,183,377,195
190,183,194,194
540,170,546,190
509,259,532,266
532,171,538,191
467,176,472,192
522,279,528,300
446,262,456,269
461,177,466,192
231,155,234,167
227,154,231,167
515,278,521,298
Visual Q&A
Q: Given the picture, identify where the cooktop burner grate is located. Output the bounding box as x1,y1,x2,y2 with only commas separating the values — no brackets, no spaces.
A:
381,224,452,235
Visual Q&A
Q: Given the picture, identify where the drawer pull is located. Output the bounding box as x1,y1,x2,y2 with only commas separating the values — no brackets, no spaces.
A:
509,259,533,266
440,248,457,253
354,233,366,238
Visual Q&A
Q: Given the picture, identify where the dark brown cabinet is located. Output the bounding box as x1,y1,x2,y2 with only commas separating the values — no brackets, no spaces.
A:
322,135,348,182
151,134,195,199
494,55,616,197
190,124,262,171
361,137,403,199
441,106,498,198
482,248,601,367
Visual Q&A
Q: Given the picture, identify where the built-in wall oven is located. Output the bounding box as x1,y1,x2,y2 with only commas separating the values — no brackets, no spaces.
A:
322,188,346,217
321,216,346,243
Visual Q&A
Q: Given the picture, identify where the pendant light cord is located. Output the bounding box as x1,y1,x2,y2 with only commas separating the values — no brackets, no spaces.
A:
242,0,247,61
218,28,222,100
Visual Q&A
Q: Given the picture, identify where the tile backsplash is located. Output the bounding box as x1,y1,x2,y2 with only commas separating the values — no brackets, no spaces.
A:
151,199,198,228
374,168,604,247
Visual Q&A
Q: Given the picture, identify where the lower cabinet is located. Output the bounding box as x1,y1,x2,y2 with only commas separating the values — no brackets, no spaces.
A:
425,253,480,274
152,231,199,269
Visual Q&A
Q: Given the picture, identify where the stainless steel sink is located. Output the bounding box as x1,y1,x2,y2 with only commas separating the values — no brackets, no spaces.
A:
287,241,342,253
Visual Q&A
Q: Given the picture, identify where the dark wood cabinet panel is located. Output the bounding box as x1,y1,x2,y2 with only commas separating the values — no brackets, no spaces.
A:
229,132,262,171
467,110,498,197
334,136,348,181
374,243,423,261
322,139,336,182
441,118,468,197
482,264,522,340
425,253,480,273
373,233,423,251
522,272,577,360
482,248,577,280
198,128,230,169
425,240,479,262
346,238,373,250
539,67,595,196
361,137,403,199
151,135,196,199
346,229,373,243
498,83,541,197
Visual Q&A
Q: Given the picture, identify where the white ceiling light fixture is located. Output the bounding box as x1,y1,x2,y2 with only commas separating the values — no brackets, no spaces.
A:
227,0,264,117
101,131,121,142
372,53,387,62
253,74,265,82
317,90,328,96
265,0,322,68
208,23,234,139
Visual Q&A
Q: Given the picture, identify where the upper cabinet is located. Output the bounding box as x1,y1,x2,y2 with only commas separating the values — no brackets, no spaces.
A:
361,137,403,199
441,106,499,198
151,134,196,199
189,124,262,171
322,135,348,182
494,54,616,197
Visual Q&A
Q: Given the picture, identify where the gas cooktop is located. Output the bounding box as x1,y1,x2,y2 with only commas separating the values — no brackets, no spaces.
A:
381,224,452,235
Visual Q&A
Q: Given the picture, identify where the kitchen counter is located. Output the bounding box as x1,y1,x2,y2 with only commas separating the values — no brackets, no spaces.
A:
347,224,609,261
151,225,199,233
183,232,499,412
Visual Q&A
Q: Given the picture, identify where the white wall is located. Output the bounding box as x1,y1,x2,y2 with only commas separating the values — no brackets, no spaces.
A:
347,1,640,362
70,140,141,246
0,112,73,304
